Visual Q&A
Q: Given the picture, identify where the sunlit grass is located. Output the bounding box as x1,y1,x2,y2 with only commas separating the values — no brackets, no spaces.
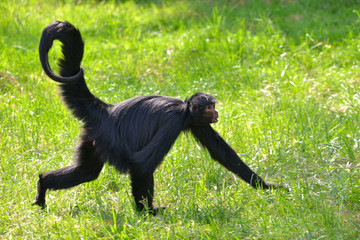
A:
0,0,359,239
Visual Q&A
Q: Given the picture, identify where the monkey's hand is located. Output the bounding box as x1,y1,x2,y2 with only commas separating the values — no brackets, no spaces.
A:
262,181,286,190
251,176,286,190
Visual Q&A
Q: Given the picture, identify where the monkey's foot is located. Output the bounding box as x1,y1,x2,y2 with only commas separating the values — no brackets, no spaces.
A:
149,206,166,216
32,200,46,209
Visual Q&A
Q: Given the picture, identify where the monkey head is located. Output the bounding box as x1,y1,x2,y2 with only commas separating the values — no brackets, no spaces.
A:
187,92,219,126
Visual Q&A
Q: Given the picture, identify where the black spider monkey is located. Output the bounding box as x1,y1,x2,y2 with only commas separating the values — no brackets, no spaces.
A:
33,21,282,214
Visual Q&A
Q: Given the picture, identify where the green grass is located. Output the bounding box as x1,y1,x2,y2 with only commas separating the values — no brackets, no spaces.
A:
1,0,360,238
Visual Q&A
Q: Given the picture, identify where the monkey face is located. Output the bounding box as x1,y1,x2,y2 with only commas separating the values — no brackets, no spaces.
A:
190,103,218,126
203,104,218,123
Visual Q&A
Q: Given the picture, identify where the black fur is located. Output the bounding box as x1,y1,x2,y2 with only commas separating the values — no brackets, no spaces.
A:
34,21,281,214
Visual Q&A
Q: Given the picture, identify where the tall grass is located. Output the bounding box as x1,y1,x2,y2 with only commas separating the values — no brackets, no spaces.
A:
0,0,359,239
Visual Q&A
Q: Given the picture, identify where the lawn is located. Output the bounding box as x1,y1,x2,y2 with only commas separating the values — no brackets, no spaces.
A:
0,0,359,239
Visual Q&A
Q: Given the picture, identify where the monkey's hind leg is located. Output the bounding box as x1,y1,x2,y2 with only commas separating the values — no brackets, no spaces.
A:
129,171,166,215
33,141,103,207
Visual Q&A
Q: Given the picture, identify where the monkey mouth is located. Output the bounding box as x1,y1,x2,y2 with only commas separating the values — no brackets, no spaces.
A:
212,117,218,123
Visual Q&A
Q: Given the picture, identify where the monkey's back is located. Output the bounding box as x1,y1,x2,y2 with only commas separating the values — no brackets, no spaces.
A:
93,95,190,174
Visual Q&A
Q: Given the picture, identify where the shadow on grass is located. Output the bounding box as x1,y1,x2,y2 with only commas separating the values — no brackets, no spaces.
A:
87,0,360,44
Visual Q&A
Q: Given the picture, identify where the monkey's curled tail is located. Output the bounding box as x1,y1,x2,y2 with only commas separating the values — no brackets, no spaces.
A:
39,21,84,82
39,21,108,125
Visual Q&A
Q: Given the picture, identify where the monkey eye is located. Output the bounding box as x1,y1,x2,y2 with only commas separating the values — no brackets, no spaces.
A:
206,104,215,110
